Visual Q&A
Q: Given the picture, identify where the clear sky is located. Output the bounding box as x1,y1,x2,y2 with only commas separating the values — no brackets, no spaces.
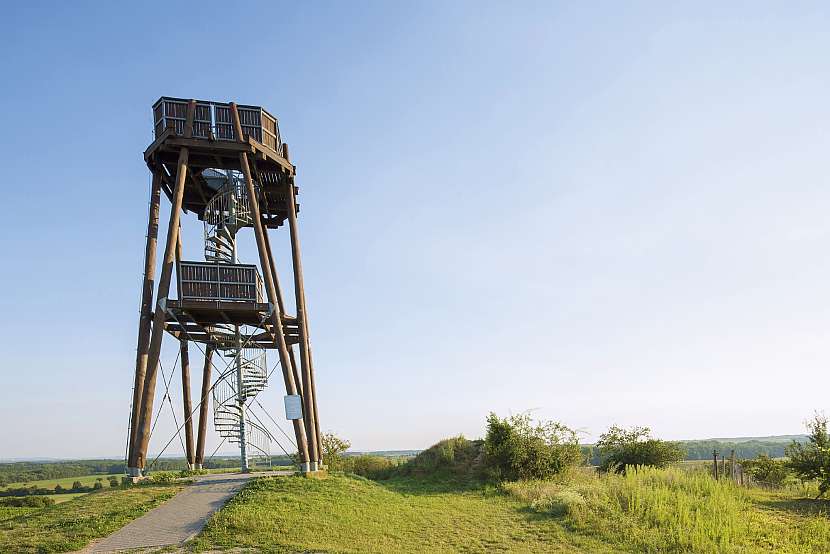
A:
1,2,829,459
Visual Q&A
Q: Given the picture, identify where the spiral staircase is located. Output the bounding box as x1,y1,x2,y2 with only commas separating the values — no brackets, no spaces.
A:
202,171,271,467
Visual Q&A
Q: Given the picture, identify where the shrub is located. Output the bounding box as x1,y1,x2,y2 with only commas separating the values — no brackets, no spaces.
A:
146,471,178,484
741,454,792,486
400,436,483,478
0,496,55,508
484,413,581,482
596,425,684,473
345,455,395,479
54,484,65,493
178,469,207,478
93,481,103,490
320,432,351,471
108,477,119,488
71,481,83,491
787,413,830,496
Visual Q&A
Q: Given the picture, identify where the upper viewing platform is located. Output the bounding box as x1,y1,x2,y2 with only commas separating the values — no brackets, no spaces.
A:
144,96,298,228
153,97,282,151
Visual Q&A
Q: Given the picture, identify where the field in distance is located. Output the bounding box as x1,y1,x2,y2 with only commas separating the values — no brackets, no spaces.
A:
0,474,122,491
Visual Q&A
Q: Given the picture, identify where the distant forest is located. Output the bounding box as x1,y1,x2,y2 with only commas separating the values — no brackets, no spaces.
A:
581,436,808,466
0,456,292,487
0,438,808,485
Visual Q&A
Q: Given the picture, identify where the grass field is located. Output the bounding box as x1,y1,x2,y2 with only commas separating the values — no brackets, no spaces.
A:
189,469,830,553
42,492,88,504
190,473,610,553
0,484,181,553
0,473,122,491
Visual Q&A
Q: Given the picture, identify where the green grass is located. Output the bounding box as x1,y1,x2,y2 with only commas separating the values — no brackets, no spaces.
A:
0,506,38,523
190,468,830,553
0,473,122,491
189,474,613,553
42,493,88,504
503,466,830,553
0,484,181,553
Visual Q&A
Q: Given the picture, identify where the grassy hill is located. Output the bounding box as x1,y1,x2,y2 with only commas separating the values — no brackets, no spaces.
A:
188,470,830,553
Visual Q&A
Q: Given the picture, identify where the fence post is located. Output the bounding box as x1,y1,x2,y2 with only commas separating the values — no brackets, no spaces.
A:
730,449,736,481
713,449,719,480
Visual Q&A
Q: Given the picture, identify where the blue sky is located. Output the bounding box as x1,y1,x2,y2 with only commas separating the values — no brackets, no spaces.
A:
1,2,829,458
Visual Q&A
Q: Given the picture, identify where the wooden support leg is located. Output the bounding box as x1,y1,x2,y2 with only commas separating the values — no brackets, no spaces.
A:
262,226,303,395
133,102,195,474
195,346,214,469
180,340,195,469
308,345,323,464
231,103,311,469
128,172,162,472
286,182,320,469
133,149,189,472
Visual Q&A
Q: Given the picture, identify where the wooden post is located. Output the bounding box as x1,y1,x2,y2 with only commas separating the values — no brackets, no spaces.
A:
286,183,319,469
195,346,213,469
180,340,195,469
128,171,162,469
729,449,736,481
175,222,195,468
132,100,195,475
713,449,719,480
308,345,323,464
230,103,311,469
262,225,303,395
283,183,321,466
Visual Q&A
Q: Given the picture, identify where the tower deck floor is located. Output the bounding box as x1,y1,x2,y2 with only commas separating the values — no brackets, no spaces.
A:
164,299,300,349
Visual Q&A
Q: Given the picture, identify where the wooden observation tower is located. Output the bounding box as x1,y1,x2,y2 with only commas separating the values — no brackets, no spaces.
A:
126,97,322,477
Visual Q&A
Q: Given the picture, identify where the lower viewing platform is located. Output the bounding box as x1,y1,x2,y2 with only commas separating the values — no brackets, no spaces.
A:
163,260,300,348
163,299,300,349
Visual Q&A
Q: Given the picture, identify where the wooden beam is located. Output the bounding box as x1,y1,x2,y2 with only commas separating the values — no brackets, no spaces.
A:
132,100,196,474
286,178,321,466
180,340,195,468
128,171,162,469
232,102,311,468
195,346,214,468
262,223,303,396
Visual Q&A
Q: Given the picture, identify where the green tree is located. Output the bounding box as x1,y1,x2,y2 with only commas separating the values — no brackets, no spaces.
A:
596,425,684,473
742,454,791,486
787,414,830,496
484,413,580,482
320,432,351,471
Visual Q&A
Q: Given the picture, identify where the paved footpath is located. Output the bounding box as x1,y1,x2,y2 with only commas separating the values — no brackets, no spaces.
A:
82,471,292,553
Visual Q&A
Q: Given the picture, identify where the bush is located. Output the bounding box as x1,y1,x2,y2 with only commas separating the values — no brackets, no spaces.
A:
484,413,581,482
344,455,395,479
0,496,55,508
71,481,83,491
320,433,351,471
146,471,178,484
93,481,103,490
741,454,792,486
108,477,119,488
400,436,483,478
787,413,830,496
596,425,684,473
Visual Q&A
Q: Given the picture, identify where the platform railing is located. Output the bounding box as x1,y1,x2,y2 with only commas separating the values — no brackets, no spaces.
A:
153,97,281,152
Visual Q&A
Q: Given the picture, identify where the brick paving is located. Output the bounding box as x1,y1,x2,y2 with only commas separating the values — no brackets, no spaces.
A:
82,471,291,553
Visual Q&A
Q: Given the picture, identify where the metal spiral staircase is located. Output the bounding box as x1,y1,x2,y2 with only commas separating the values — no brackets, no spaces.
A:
202,172,272,467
